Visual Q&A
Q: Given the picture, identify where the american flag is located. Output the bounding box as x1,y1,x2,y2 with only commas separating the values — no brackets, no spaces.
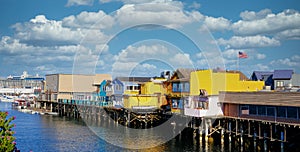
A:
238,51,248,58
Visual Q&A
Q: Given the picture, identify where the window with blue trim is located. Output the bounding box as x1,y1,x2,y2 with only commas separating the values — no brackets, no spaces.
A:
172,82,189,92
172,99,183,109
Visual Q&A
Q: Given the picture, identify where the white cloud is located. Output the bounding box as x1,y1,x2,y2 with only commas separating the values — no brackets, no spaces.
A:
188,2,201,10
232,9,300,36
12,15,110,46
66,0,94,6
115,3,203,28
12,15,84,45
222,49,239,59
100,0,181,5
169,53,193,67
275,29,300,40
255,64,269,71
240,9,272,21
217,35,280,49
203,16,231,31
270,55,300,67
114,44,169,62
256,53,266,60
62,10,114,29
112,43,195,76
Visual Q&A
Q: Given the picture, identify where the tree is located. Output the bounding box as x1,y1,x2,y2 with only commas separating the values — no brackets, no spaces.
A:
0,111,16,152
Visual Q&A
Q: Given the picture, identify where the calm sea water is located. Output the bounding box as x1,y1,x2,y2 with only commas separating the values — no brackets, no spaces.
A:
1,102,225,152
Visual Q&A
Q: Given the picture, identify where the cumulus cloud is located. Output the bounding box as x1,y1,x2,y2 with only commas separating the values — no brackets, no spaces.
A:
252,64,270,71
115,3,203,28
188,2,201,10
203,16,231,31
100,0,181,5
12,15,83,46
256,53,266,60
232,9,300,36
274,28,300,40
66,0,94,6
12,15,110,46
240,9,272,21
217,35,280,49
270,55,300,67
62,10,114,29
111,44,195,76
0,36,81,75
169,53,193,67
114,44,169,63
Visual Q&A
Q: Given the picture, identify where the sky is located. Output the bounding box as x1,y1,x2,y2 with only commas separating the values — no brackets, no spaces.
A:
0,0,300,78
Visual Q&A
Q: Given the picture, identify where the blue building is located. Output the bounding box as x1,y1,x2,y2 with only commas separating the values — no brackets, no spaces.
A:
251,71,274,89
251,70,299,90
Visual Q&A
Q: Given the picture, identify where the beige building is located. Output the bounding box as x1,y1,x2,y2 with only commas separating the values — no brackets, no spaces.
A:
44,74,112,102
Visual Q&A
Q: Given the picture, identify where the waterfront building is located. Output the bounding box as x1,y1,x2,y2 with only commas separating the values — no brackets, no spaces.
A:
220,91,300,124
123,77,168,111
251,71,274,90
93,79,112,106
251,69,300,91
184,69,264,118
111,77,151,109
273,70,294,90
43,74,111,102
109,78,123,106
165,68,193,114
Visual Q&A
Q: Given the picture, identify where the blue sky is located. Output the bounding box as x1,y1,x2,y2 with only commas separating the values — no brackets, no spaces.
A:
0,0,300,78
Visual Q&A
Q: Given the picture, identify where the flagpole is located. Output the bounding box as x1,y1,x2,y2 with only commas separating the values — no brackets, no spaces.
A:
237,53,239,72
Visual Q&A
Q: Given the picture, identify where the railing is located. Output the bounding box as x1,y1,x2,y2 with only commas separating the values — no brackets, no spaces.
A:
58,99,113,107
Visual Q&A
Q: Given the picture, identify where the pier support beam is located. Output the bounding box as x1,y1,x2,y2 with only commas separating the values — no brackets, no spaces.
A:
253,127,257,152
240,122,244,152
221,127,224,150
263,130,267,152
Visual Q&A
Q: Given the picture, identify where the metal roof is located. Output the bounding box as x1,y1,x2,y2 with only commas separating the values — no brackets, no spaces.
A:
273,70,293,80
251,71,273,81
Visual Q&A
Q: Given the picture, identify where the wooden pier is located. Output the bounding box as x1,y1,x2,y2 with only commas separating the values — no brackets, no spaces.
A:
35,91,300,151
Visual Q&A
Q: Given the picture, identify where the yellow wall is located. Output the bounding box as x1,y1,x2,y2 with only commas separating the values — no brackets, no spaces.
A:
123,95,161,109
124,90,139,95
141,81,166,95
190,70,264,95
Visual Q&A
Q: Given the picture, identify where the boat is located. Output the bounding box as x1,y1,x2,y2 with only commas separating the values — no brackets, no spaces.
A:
1,95,17,102
12,99,28,109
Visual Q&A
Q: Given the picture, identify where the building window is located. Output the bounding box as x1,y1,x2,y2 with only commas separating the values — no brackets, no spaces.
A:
258,106,266,115
267,107,275,116
240,105,249,115
183,82,189,92
115,84,122,91
249,105,257,115
276,81,284,87
277,107,286,118
172,83,179,92
172,82,189,92
287,107,298,119
134,86,140,90
172,99,183,109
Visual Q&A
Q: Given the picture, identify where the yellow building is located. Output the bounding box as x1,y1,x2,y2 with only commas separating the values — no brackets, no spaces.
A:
123,78,167,110
190,69,264,96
